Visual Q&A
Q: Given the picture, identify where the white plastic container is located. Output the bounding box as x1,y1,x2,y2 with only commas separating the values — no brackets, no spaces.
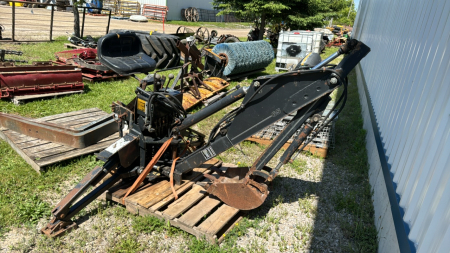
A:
275,30,324,72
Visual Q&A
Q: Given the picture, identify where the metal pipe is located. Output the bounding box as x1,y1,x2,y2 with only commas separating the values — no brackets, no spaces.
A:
81,7,86,38
311,51,341,70
176,87,248,131
106,10,111,34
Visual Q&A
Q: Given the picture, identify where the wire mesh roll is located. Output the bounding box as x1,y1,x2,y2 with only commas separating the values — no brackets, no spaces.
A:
212,40,274,76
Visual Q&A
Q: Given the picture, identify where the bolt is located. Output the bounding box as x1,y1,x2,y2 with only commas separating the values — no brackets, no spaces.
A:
254,81,260,88
330,77,338,85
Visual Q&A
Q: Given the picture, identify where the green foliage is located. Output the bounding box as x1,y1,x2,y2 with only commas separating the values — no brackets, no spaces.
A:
132,215,165,234
290,159,308,174
326,70,378,251
333,0,357,26
334,191,359,214
213,0,356,30
187,218,258,252
108,235,144,253
17,195,51,223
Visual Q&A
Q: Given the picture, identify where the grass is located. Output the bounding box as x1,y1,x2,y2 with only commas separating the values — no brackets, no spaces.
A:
0,40,377,252
325,70,378,252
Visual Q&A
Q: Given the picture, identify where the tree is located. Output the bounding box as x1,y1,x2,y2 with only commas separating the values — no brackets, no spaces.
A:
213,0,289,40
73,0,81,37
213,0,352,39
333,0,357,26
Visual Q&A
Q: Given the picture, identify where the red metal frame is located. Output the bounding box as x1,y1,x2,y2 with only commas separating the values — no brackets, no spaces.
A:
0,65,84,98
142,4,168,32
55,49,122,81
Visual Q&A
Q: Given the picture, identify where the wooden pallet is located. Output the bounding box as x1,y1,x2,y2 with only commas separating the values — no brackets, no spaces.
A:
11,90,84,105
246,136,328,158
0,108,120,173
105,159,243,244
64,43,87,49
86,13,108,16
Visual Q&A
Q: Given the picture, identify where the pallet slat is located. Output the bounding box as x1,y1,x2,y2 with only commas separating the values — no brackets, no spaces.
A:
0,108,120,172
49,111,107,125
35,108,101,122
176,196,221,227
162,184,206,220
105,160,243,244
196,204,239,235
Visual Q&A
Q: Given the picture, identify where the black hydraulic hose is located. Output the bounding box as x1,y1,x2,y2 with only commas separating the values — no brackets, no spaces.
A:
292,78,348,160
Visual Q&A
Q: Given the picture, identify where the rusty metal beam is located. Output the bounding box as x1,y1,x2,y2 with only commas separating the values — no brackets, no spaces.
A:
0,113,118,149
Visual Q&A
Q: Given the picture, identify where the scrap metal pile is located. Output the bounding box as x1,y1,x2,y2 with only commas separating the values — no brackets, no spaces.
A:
0,62,84,99
0,49,27,64
35,34,370,238
55,48,123,81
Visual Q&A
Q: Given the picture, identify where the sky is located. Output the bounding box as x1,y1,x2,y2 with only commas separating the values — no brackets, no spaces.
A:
354,0,360,10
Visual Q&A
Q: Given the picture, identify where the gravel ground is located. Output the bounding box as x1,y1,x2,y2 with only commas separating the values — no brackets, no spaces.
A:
0,97,359,253
0,6,250,41
0,147,354,252
0,14,370,250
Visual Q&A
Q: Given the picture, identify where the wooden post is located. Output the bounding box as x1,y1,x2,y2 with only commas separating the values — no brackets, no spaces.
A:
12,3,15,41
50,5,54,41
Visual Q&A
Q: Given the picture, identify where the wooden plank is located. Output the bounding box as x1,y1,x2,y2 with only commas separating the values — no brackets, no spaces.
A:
108,181,149,203
148,159,219,212
36,133,119,166
162,184,206,220
217,216,244,244
64,43,87,49
1,108,120,171
149,181,196,212
28,145,72,160
102,160,243,245
3,130,39,144
36,108,102,122
16,139,52,149
23,142,65,154
125,181,170,205
0,129,41,173
48,111,107,125
138,166,212,209
30,132,118,161
12,90,84,105
176,196,221,227
196,204,239,235
246,136,328,158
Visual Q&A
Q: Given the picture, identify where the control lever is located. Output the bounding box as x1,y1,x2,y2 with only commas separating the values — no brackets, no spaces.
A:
165,73,175,91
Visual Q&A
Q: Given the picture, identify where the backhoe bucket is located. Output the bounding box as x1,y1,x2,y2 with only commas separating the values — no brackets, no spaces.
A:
205,167,269,210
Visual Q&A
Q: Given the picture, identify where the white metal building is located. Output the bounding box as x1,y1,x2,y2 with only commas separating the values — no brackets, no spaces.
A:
353,0,450,252
137,0,215,21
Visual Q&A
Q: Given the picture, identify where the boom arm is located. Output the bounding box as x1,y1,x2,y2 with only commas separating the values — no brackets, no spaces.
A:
41,39,370,237
169,39,370,184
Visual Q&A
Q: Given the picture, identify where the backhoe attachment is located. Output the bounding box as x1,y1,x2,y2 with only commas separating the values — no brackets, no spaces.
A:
171,39,371,210
41,37,370,237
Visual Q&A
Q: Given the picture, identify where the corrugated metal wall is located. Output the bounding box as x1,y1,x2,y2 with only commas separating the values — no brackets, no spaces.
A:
132,0,214,20
353,0,450,252
166,0,214,20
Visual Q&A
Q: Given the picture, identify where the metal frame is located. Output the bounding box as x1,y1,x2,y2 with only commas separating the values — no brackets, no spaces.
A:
1,1,111,42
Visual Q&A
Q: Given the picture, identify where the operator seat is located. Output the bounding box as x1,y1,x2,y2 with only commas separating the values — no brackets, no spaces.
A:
97,32,156,75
